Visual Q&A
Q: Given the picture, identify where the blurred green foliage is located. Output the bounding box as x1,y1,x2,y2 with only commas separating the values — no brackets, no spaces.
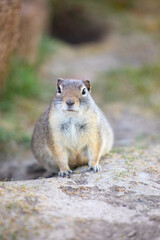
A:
0,36,58,157
0,35,58,111
94,64,160,112
0,59,40,111
0,127,30,159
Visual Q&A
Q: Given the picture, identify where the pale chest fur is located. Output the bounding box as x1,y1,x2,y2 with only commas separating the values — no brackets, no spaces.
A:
50,111,99,153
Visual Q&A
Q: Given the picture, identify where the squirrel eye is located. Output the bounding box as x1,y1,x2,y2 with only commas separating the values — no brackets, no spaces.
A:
82,88,86,95
57,86,62,94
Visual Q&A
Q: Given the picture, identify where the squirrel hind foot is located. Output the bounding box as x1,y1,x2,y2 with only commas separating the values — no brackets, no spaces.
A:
58,169,73,178
88,164,101,173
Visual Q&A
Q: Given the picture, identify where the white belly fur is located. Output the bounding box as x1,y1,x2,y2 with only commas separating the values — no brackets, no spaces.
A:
49,110,113,168
59,116,90,152
50,112,97,167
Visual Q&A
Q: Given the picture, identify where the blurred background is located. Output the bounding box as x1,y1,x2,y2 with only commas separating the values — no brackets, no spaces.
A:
0,0,160,180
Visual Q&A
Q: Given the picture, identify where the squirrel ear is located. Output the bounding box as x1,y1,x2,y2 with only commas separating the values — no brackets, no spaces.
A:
57,78,63,87
83,80,91,92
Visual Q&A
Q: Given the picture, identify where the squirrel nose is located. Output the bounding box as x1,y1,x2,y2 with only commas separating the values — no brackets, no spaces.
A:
66,99,75,106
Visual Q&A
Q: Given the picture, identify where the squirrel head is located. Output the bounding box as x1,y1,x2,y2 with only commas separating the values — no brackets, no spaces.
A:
53,78,92,113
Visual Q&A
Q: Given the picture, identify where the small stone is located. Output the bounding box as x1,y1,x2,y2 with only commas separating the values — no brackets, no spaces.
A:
127,230,136,237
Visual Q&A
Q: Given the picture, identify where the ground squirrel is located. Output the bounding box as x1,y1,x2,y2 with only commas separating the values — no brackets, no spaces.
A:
31,79,113,177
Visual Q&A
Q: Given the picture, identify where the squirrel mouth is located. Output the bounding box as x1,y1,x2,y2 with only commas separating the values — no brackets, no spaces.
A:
63,109,77,112
67,109,76,112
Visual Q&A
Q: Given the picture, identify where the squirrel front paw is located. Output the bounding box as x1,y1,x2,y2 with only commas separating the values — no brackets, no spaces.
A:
58,169,73,177
88,164,101,173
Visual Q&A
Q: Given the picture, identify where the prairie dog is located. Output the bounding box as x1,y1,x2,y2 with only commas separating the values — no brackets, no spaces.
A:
31,79,113,177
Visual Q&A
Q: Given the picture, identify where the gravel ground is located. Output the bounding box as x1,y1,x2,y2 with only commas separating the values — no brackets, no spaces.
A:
0,144,160,240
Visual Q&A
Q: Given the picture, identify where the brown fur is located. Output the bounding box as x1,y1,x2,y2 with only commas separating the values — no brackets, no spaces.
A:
31,79,114,177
